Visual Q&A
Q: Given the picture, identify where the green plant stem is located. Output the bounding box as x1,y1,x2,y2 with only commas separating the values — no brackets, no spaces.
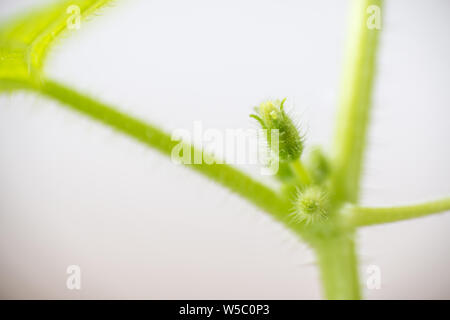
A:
289,159,311,186
317,0,382,300
32,79,294,222
346,198,450,227
331,0,382,203
314,232,361,300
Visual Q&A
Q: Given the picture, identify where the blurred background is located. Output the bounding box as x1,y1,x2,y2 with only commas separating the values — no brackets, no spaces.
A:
0,0,449,299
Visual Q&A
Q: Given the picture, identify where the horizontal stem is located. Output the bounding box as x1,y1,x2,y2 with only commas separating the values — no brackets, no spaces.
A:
346,197,450,227
31,79,293,222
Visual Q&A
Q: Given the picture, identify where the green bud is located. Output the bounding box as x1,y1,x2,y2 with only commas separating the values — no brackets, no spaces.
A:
251,98,303,162
292,186,329,225
307,147,330,184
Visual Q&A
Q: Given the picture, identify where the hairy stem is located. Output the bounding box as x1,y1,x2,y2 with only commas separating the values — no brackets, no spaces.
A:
317,0,382,300
331,0,382,204
346,197,450,227
32,79,293,222
314,232,361,300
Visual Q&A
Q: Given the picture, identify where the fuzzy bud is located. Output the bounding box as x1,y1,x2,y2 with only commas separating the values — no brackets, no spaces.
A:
251,99,303,162
292,186,329,225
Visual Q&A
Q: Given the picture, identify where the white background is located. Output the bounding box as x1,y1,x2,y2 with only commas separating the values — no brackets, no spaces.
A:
0,0,449,299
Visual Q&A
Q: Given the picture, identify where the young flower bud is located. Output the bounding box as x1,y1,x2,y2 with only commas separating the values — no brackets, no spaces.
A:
307,147,330,184
292,186,329,225
251,98,303,162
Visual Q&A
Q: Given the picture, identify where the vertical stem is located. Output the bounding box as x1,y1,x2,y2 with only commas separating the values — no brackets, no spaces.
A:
315,232,361,300
332,0,382,203
315,0,382,300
